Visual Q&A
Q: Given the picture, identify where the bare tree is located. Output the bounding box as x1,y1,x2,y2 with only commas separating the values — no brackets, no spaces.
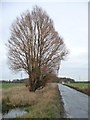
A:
8,6,68,91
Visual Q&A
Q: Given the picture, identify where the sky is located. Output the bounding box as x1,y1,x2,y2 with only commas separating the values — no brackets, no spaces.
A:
0,0,89,81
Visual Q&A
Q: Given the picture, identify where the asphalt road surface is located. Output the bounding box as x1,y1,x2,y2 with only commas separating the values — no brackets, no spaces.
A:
58,84,89,118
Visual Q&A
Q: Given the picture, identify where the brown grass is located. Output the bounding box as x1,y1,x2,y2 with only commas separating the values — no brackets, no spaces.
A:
2,83,63,118
23,83,61,118
2,85,38,106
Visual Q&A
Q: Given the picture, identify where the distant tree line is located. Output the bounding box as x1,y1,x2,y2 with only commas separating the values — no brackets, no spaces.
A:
1,78,90,83
59,77,75,83
1,75,76,83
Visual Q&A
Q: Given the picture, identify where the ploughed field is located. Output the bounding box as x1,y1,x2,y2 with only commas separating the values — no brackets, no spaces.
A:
1,82,64,118
64,82,90,96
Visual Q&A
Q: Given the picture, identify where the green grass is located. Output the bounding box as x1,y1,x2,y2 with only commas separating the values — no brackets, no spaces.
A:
65,82,90,95
2,83,23,89
67,83,90,88
0,83,2,88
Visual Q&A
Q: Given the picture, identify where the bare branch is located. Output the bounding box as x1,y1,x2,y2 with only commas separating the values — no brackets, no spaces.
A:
8,6,68,91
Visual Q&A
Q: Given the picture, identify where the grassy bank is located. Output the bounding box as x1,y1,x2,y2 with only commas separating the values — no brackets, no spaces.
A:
64,83,90,96
0,83,2,89
0,88,2,112
2,83,64,118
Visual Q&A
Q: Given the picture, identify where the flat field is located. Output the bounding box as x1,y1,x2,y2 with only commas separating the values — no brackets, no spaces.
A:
65,82,90,95
0,83,1,89
2,83,23,89
67,83,90,88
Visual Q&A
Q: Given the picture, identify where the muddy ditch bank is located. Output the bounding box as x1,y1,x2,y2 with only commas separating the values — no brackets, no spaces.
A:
2,100,30,114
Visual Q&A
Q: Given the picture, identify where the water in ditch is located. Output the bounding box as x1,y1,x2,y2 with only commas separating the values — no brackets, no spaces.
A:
1,108,28,119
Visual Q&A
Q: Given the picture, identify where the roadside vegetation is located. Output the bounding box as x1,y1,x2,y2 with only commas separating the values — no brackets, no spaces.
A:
2,83,65,118
64,82,90,96
0,87,2,112
0,83,2,89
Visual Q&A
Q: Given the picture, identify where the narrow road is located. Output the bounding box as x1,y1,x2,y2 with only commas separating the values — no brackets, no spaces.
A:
58,84,89,118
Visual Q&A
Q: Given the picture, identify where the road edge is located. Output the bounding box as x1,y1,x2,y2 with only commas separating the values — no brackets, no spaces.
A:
57,84,67,118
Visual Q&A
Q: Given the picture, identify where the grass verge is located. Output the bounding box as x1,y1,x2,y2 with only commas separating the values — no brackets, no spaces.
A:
2,83,65,118
64,83,90,96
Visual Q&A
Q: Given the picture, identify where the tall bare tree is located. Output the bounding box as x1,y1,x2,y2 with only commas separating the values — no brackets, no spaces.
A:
8,6,68,91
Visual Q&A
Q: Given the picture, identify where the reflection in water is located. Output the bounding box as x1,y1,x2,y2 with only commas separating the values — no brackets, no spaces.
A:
2,108,27,118
0,113,2,120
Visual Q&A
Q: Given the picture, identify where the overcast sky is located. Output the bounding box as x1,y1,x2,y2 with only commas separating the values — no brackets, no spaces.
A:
0,0,88,81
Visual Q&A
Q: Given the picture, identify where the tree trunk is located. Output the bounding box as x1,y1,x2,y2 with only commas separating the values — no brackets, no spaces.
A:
28,74,38,91
28,74,33,91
